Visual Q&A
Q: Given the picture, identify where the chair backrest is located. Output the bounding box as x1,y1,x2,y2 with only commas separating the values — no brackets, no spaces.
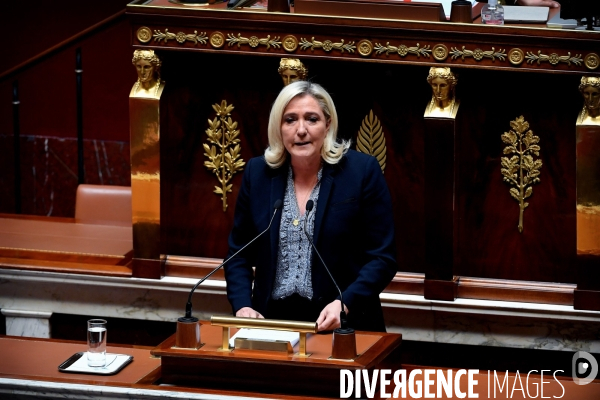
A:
75,184,132,227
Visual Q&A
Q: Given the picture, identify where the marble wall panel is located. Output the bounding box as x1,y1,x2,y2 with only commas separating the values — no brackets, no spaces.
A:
0,135,130,217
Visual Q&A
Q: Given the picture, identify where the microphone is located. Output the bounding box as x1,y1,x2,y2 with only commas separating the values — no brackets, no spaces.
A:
303,199,349,329
304,199,357,360
180,199,282,321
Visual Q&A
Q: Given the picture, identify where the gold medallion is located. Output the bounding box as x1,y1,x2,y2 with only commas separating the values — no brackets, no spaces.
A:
508,48,525,66
136,26,152,44
584,53,599,70
210,31,225,49
357,40,373,57
432,44,449,61
283,35,298,52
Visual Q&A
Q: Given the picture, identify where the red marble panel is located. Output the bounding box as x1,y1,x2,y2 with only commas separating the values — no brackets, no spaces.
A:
0,135,130,217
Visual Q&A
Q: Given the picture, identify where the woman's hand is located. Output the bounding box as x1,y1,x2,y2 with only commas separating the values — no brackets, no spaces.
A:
516,0,560,7
235,307,264,318
316,300,349,332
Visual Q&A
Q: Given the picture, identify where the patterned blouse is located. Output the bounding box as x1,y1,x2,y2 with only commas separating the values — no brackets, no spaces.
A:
271,165,323,300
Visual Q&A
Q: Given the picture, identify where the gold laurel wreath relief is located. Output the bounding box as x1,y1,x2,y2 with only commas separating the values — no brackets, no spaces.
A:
153,29,208,45
500,116,542,233
450,46,506,62
356,110,387,173
203,100,246,212
525,51,582,66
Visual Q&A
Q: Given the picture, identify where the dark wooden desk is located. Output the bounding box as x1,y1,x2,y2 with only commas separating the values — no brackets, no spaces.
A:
0,336,159,386
1,335,599,399
152,323,402,397
0,214,132,277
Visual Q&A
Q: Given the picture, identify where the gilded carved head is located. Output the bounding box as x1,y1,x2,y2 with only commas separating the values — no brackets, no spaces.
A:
278,58,308,86
579,76,600,116
427,67,457,104
132,50,162,84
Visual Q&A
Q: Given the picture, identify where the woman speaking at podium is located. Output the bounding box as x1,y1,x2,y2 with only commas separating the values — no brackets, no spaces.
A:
225,81,397,332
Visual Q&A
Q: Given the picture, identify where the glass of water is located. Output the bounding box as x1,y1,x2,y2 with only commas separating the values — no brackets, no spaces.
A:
87,319,107,367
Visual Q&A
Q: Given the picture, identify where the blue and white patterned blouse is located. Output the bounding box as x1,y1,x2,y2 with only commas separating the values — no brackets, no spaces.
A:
271,165,323,300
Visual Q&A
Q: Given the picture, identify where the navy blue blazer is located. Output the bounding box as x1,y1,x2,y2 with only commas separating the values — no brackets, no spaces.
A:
224,150,397,331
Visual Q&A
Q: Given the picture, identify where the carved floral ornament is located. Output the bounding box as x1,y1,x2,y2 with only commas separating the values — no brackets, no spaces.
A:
135,27,600,70
500,116,542,234
203,100,245,212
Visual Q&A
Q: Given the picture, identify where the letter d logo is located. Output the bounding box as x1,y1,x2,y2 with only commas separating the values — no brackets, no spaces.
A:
572,351,598,385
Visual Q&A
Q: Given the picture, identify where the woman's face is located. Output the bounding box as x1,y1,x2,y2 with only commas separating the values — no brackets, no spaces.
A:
135,59,155,83
430,77,451,102
582,85,600,111
280,69,300,86
281,95,330,165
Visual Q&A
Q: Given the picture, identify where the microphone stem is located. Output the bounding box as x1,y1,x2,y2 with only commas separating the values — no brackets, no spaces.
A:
303,203,346,328
184,203,281,318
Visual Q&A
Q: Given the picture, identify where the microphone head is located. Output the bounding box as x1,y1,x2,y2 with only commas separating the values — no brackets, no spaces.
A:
273,199,283,210
306,199,314,212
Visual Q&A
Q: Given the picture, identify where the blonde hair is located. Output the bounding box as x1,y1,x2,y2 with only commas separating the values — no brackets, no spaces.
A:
264,81,350,168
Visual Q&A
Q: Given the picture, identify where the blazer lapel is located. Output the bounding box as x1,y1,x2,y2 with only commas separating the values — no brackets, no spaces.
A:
313,163,335,246
269,169,286,273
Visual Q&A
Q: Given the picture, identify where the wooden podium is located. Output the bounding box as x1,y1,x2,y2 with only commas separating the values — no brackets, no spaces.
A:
152,322,402,398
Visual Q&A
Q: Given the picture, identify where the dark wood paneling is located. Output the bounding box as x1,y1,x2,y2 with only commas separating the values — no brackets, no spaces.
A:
160,53,428,268
424,118,456,282
132,257,164,279
454,69,578,283
129,3,599,301
50,313,175,346
158,51,581,285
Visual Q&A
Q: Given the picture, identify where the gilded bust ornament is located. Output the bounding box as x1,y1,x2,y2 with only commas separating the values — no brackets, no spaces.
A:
278,58,308,86
131,50,165,98
577,76,600,126
424,67,459,119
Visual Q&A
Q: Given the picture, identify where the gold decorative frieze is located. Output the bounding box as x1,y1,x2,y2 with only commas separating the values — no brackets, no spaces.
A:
357,40,373,57
508,48,525,65
203,100,246,212
374,42,431,58
525,51,582,66
299,37,355,53
432,44,449,61
138,27,597,73
136,26,152,43
356,110,386,173
227,34,281,49
210,32,225,48
501,116,542,233
282,35,299,52
584,53,599,70
153,29,208,45
450,46,506,62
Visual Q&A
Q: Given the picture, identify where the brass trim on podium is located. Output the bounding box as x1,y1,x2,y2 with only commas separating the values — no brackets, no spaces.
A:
210,316,317,356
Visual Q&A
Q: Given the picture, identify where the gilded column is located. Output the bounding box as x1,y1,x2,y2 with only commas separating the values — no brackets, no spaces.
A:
129,50,165,279
423,67,460,301
574,76,600,311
